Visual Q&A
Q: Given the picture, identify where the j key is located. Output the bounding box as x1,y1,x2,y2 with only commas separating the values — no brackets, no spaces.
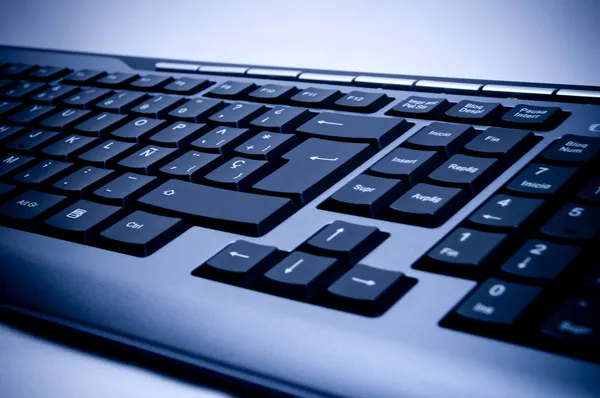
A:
368,147,443,185
388,96,450,118
193,240,281,286
582,267,600,294
421,228,507,278
78,140,137,168
13,160,74,186
0,63,37,78
463,127,536,163
541,204,600,242
297,113,411,149
0,183,16,199
7,104,55,124
502,104,561,130
405,122,477,157
31,84,78,105
190,126,252,155
205,80,257,99
28,66,70,81
247,84,298,102
100,211,186,256
158,151,221,182
1,81,46,99
262,251,342,301
324,174,405,217
129,75,173,90
234,132,298,161
163,77,211,95
249,106,313,133
52,166,115,196
578,173,600,203
111,117,167,142
95,91,148,114
74,112,128,137
204,157,271,191
469,194,543,231
0,124,24,143
39,108,91,132
304,221,386,264
167,98,225,122
445,100,504,123
6,130,59,152
506,163,578,197
96,72,138,88
325,264,414,316
63,87,113,109
428,154,501,194
386,183,466,227
93,173,157,207
148,121,208,148
117,145,177,174
540,135,600,165
501,240,580,281
130,95,185,118
542,296,600,345
333,91,390,113
289,87,341,107
0,100,22,118
0,154,35,177
63,69,106,84
138,179,296,236
253,138,372,206
454,279,541,325
40,134,98,160
208,102,268,127
45,200,122,243
0,190,67,223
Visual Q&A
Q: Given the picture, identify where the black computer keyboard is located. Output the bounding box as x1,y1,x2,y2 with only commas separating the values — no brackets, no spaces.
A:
1,48,599,396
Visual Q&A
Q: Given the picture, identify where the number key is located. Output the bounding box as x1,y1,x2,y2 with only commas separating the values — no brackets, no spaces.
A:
469,194,544,231
541,204,600,242
505,163,578,197
501,240,581,281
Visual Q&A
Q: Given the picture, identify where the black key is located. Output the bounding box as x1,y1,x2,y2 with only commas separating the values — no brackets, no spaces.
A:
333,91,390,113
297,113,411,149
117,145,177,174
167,98,224,122
0,124,24,143
2,81,46,99
540,135,600,165
93,173,157,207
28,66,70,81
52,166,115,196
96,72,138,88
45,200,121,243
205,81,256,99
130,95,185,118
506,163,578,197
262,251,342,301
289,87,341,107
100,211,186,256
78,140,137,168
0,154,35,177
454,279,541,325
463,127,536,163
445,100,504,123
502,104,562,130
13,159,74,187
31,84,78,105
582,267,600,294
6,129,59,152
163,77,211,95
63,87,113,109
74,112,128,137
0,100,22,117
129,75,172,90
190,126,252,155
7,104,55,124
501,240,580,281
193,240,281,286
469,194,543,231
204,157,271,191
253,138,372,206
303,221,387,264
0,79,14,90
39,108,91,132
94,91,148,114
0,183,16,199
386,183,466,227
63,69,106,84
542,296,600,344
420,228,507,278
111,117,168,143
249,106,313,133
148,121,208,149
325,264,415,316
0,63,36,78
428,154,501,194
404,122,477,157
158,151,221,182
247,84,298,102
578,173,600,203
0,190,67,223
388,96,450,118
541,203,600,242
208,102,267,127
368,147,443,185
40,134,98,160
234,132,298,162
324,174,405,217
138,179,296,236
